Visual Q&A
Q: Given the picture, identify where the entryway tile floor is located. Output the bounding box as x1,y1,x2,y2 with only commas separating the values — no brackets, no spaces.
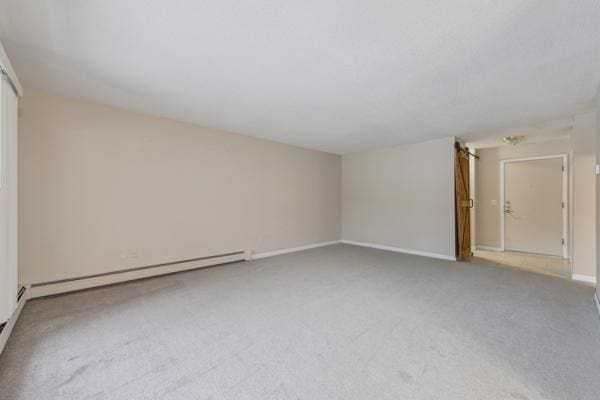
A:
471,249,571,280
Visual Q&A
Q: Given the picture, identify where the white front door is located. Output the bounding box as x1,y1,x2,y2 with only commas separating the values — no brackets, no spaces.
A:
504,157,564,257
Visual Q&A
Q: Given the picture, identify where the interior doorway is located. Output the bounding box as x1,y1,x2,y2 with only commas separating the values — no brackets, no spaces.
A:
501,155,568,258
468,144,571,280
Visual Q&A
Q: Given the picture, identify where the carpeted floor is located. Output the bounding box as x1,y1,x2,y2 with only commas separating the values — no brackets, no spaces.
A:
1,244,599,400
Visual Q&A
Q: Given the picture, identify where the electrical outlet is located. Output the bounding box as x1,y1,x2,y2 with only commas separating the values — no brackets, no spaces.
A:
129,250,138,258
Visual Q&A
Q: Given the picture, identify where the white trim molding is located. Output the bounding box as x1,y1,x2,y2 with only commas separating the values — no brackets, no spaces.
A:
475,245,504,252
341,240,456,261
500,154,569,259
0,286,28,356
252,241,341,259
571,274,597,285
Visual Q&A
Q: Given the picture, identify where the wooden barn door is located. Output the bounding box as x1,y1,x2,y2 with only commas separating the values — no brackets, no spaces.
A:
455,146,471,260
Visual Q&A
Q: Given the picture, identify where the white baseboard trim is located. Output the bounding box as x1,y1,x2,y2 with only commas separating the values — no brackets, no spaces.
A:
252,241,341,260
0,286,28,356
595,292,600,318
572,274,597,285
29,252,248,299
475,245,504,252
341,240,456,261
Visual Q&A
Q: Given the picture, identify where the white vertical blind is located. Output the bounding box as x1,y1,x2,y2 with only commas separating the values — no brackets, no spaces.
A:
0,74,18,324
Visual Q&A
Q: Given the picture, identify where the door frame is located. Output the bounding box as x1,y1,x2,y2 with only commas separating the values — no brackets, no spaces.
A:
500,154,568,258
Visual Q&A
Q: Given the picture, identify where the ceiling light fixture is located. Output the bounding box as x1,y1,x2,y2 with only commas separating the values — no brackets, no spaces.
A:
502,135,526,145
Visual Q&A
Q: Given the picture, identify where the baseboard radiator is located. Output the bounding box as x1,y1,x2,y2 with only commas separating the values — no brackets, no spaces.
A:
0,285,28,356
29,251,250,298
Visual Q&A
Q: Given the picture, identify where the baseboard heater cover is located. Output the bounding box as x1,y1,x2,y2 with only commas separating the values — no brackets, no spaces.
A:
0,286,26,336
29,251,249,298
0,286,28,356
16,286,26,302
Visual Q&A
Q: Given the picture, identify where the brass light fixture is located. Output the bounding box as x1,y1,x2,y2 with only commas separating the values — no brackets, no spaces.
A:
502,135,526,145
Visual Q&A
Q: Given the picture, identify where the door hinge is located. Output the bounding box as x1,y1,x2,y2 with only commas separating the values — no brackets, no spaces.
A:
561,238,565,245
562,201,565,209
562,165,565,172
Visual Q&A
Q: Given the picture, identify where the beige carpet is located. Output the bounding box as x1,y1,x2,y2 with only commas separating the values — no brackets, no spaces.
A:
1,244,599,399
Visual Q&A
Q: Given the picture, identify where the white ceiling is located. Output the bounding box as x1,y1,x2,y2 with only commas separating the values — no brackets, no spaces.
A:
1,1,599,154
466,116,573,149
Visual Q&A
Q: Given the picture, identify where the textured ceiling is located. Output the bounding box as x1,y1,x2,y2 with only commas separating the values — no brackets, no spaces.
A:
1,1,599,154
466,116,573,149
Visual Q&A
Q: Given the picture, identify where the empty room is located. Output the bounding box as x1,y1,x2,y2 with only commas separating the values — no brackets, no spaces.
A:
0,2,599,399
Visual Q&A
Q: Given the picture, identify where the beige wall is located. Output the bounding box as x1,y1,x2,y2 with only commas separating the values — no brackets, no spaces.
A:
572,112,597,278
342,137,456,259
19,91,341,284
474,139,571,250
